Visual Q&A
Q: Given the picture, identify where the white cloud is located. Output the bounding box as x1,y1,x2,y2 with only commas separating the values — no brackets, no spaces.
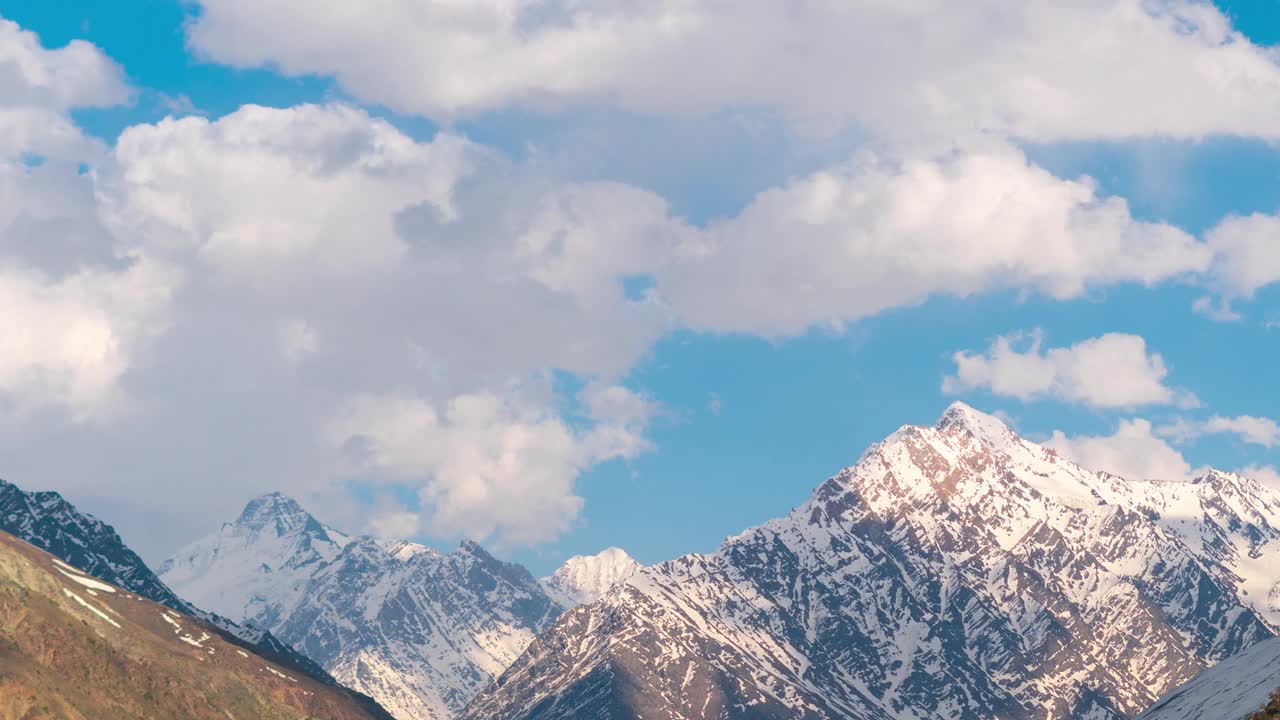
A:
0,20,175,421
1047,419,1197,482
660,145,1209,336
0,260,177,420
329,385,652,546
188,1,1280,144
1203,212,1280,301
1241,464,1280,491
1161,414,1280,448
943,331,1195,409
100,104,477,276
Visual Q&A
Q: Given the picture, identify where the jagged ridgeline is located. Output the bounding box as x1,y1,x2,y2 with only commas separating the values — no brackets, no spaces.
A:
159,491,640,720
463,404,1280,720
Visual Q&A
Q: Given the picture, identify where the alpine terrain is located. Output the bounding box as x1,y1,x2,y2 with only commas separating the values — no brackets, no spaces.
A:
1138,634,1280,720
160,493,639,720
462,403,1280,720
0,477,337,686
0,528,395,720
540,547,642,608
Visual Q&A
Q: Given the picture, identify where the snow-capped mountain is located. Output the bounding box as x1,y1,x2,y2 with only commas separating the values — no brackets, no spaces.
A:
159,491,352,628
462,403,1280,720
0,476,342,689
1139,635,1280,720
161,493,631,720
540,547,642,607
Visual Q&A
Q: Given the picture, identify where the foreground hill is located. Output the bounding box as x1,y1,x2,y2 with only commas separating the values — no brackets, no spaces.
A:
0,528,395,720
0,477,336,688
463,403,1280,720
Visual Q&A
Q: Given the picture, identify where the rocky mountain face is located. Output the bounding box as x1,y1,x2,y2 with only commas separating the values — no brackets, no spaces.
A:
540,547,642,607
0,478,186,609
161,495,632,720
0,528,394,720
462,403,1280,720
0,477,338,690
1139,635,1280,720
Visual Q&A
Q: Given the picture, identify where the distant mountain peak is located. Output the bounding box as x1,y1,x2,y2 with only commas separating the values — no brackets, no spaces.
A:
234,492,319,534
541,546,642,608
163,494,562,720
935,400,1015,448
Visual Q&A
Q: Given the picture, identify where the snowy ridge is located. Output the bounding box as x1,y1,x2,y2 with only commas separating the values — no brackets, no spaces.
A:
161,494,633,720
540,547,642,607
1139,635,1280,719
160,491,350,629
0,477,187,609
462,402,1280,720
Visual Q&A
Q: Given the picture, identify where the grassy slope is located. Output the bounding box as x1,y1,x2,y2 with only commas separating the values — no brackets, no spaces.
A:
0,529,389,720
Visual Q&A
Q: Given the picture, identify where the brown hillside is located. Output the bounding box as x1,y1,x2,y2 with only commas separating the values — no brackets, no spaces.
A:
0,529,390,720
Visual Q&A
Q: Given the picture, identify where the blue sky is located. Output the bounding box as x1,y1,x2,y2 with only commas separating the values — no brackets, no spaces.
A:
2,1,1280,574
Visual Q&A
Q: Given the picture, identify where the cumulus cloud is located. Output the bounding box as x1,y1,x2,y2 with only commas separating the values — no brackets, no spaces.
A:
1047,419,1197,482
329,385,653,546
99,104,477,276
5,11,1275,558
1199,213,1280,312
660,146,1208,335
0,19,177,421
943,331,1196,409
0,18,129,160
0,261,176,421
186,1,1280,145
1158,414,1280,448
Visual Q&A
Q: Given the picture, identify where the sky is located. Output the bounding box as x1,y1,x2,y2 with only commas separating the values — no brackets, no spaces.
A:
1,1,1279,575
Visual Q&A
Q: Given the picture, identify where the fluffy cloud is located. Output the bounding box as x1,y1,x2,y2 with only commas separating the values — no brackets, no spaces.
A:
35,102,677,548
188,1,1280,143
329,385,653,546
659,146,1209,335
1203,213,1280,302
100,104,477,276
1159,414,1280,448
0,18,128,160
1047,419,1197,482
943,331,1196,409
0,19,177,421
0,261,176,421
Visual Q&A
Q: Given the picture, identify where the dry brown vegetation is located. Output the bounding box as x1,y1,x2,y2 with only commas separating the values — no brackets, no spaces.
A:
0,529,389,720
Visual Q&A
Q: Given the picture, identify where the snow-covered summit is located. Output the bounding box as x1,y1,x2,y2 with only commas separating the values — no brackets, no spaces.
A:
540,547,642,607
160,492,349,628
235,491,329,535
160,493,565,720
935,400,1017,449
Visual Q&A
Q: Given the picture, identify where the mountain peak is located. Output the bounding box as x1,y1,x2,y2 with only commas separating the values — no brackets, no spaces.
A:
541,547,642,608
234,492,318,535
935,401,1014,448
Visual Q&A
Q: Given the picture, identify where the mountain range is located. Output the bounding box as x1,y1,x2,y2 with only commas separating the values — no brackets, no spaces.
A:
159,492,641,720
462,403,1280,720
5,402,1280,719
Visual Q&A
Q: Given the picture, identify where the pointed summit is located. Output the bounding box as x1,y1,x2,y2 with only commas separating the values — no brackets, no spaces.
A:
935,401,1015,449
234,492,322,537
